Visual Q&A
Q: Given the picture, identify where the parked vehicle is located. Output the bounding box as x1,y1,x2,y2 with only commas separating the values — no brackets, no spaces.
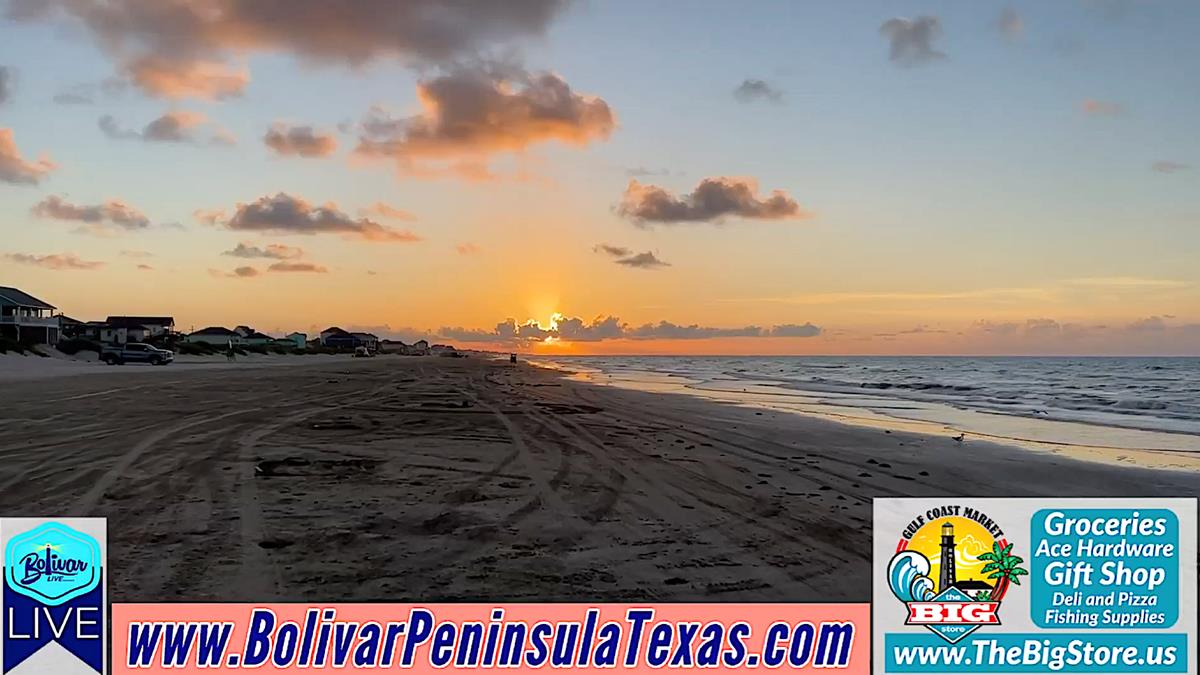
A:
353,346,375,357
101,342,175,366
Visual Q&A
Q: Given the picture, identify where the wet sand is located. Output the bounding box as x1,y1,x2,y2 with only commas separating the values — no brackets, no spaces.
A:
0,355,1194,602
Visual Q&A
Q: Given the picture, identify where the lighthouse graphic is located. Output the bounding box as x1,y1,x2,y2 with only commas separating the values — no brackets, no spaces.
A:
939,521,956,592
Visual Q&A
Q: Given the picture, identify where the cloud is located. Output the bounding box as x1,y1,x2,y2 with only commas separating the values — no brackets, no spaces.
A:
363,202,417,221
1023,318,1062,338
100,110,234,145
873,325,949,338
617,177,806,225
32,195,151,234
1151,160,1189,174
438,325,505,343
972,320,1019,335
219,193,421,242
231,266,260,278
126,56,248,100
593,243,631,257
222,242,304,260
193,208,226,226
881,16,946,65
3,252,103,270
52,78,127,105
614,252,670,269
119,249,153,258
1079,99,1123,116
956,314,1200,355
455,243,480,255
0,128,56,185
733,79,783,104
440,313,822,343
1127,315,1168,332
10,1,570,99
625,166,671,177
354,64,614,179
136,263,153,271
593,243,669,268
0,66,12,105
268,261,328,273
769,323,822,338
625,321,764,340
264,123,337,158
553,316,626,342
996,8,1024,40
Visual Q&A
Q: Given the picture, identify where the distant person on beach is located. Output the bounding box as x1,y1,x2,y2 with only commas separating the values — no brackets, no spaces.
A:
226,340,236,362
510,353,517,364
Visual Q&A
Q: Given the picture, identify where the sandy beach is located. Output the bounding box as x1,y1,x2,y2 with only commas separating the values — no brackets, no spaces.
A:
0,355,1194,602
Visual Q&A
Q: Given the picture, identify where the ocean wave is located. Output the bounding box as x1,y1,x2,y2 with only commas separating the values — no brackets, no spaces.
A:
860,382,979,392
539,355,1200,437
1114,399,1169,411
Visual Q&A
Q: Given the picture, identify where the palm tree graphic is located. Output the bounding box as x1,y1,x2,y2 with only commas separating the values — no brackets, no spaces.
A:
978,541,1028,601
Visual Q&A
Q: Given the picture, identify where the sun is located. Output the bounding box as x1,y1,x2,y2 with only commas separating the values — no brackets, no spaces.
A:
531,312,563,343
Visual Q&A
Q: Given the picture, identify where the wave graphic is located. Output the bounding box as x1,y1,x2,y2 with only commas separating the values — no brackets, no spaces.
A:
888,551,936,602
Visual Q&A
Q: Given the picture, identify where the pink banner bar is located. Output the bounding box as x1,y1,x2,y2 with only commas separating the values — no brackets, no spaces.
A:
112,603,869,673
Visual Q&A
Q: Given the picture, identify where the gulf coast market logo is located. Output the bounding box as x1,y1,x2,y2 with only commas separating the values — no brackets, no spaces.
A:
3,520,105,674
886,505,1027,644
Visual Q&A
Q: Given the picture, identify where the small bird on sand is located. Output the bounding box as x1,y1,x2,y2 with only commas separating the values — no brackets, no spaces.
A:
952,433,965,443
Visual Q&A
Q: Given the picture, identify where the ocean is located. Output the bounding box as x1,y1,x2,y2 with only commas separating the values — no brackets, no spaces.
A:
531,356,1200,454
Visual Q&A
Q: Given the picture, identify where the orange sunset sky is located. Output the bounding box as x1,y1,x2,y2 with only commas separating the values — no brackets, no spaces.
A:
1,1,1198,355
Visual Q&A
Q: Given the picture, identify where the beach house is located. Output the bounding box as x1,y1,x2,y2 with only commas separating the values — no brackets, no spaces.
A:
284,332,307,349
186,326,243,346
100,324,149,344
381,339,409,353
319,327,357,349
107,316,175,338
98,316,175,344
351,332,380,352
231,326,273,346
0,286,59,345
58,315,86,339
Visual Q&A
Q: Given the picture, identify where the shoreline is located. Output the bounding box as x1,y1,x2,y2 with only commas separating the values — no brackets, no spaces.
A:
0,356,1195,602
531,357,1200,473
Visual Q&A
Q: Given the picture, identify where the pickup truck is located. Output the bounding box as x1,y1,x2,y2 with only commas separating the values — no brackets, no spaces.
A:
101,342,175,366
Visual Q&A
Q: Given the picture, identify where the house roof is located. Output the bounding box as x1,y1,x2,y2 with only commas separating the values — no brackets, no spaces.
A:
107,315,174,327
190,326,238,336
0,286,56,310
245,331,273,340
351,332,379,340
321,326,350,335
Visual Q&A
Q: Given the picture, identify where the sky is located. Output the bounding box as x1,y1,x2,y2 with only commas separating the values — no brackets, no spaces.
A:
1,0,1198,355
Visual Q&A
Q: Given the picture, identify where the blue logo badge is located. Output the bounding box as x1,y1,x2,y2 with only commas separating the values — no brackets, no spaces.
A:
4,522,101,607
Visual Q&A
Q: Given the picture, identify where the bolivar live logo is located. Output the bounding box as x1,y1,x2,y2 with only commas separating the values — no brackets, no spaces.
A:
2,518,106,674
887,505,1027,644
